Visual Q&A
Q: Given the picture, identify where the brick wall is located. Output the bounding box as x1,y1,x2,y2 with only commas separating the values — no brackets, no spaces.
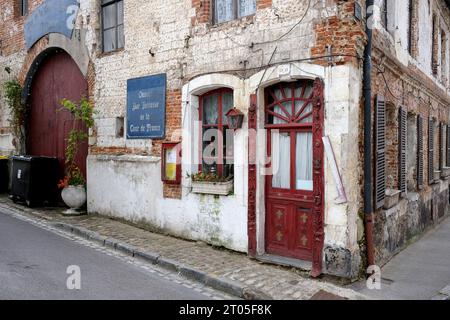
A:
0,0,44,56
311,1,365,67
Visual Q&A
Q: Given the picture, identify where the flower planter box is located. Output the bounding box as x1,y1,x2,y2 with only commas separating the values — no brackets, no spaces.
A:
441,167,450,178
191,180,234,196
384,189,401,210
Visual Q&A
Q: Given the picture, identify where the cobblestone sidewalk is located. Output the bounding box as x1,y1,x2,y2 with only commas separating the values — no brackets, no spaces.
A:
0,196,367,300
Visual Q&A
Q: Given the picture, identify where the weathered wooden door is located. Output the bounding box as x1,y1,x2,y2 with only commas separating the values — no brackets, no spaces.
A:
28,50,88,178
265,80,324,266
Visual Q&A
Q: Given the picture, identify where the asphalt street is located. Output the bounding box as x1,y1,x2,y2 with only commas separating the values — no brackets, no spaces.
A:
0,211,216,300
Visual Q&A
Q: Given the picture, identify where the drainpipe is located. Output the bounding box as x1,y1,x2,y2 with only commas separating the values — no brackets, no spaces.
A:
363,0,375,267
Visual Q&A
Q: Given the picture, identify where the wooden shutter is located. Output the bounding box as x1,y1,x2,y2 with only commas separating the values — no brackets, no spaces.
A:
439,123,444,170
429,118,435,184
447,125,450,167
398,107,407,195
375,95,386,209
417,116,424,189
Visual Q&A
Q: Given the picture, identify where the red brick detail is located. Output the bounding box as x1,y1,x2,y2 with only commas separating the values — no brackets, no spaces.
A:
17,35,50,85
0,0,45,56
257,0,272,10
191,0,211,25
151,89,182,157
163,184,182,199
311,1,365,66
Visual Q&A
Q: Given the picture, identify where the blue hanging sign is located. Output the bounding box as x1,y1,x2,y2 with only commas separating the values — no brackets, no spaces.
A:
24,0,80,50
127,74,167,139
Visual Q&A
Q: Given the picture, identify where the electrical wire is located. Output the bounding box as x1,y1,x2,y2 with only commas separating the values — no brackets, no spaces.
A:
184,53,361,83
221,0,314,49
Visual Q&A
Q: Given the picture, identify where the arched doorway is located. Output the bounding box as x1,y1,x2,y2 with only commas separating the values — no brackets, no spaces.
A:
264,79,324,269
27,50,88,179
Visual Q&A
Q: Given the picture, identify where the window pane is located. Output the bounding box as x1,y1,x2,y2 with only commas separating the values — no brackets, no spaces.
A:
215,0,235,23
103,4,116,29
117,0,124,25
203,94,219,125
203,127,218,158
238,0,256,17
272,106,288,125
224,127,234,159
295,101,312,123
272,131,291,189
103,28,116,52
118,24,124,49
296,132,313,191
222,91,234,122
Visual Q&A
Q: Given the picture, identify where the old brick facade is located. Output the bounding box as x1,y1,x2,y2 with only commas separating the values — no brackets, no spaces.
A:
1,0,449,278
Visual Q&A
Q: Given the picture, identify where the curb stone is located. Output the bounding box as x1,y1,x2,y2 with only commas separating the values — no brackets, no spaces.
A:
52,222,272,300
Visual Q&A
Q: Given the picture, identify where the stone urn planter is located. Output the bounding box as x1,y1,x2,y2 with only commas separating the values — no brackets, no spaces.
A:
384,188,401,210
61,185,87,215
192,180,234,196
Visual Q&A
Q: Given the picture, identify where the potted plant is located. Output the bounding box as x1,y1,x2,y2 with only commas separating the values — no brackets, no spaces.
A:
190,172,234,196
57,97,95,215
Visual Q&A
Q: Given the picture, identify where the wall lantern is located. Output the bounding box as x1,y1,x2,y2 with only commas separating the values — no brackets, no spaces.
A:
161,142,181,185
225,108,245,130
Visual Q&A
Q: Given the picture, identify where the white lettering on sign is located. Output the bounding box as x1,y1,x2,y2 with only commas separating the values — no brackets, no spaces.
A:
132,103,140,111
142,102,159,110
129,125,140,133
17,169,22,179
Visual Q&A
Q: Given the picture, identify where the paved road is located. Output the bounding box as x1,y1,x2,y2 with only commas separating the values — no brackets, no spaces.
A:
350,216,450,300
0,212,218,300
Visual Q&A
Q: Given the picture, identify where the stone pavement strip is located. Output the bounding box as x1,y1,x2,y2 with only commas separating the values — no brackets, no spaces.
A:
0,197,367,300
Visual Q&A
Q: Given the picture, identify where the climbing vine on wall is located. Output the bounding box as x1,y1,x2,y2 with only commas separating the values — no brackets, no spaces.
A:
2,68,26,154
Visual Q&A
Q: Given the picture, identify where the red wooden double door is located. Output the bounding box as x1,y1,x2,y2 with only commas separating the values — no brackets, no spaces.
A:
264,80,324,262
28,50,88,178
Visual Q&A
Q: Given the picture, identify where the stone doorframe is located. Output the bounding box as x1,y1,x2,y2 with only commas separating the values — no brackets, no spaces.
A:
247,63,326,276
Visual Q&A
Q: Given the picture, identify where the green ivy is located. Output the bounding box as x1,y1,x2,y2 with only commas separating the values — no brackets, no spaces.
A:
3,78,26,154
58,97,96,186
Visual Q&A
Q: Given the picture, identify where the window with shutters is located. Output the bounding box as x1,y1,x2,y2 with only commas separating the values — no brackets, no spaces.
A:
101,0,124,53
398,107,407,195
428,117,435,184
417,115,424,189
439,123,445,171
375,95,386,209
214,0,256,24
407,113,418,192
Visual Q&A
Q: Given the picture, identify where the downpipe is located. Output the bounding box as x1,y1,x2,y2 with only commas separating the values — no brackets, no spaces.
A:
363,0,375,267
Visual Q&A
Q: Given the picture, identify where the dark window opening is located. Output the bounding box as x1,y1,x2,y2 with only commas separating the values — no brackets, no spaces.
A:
19,0,28,16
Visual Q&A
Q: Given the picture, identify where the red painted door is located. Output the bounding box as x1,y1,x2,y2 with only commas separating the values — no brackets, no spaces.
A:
265,80,323,262
28,50,88,179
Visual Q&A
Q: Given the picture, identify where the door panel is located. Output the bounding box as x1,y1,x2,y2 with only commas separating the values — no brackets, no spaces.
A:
291,207,313,259
28,51,88,178
265,81,321,262
266,202,290,253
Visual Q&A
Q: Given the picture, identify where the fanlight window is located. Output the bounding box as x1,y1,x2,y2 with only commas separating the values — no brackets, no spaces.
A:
266,81,314,126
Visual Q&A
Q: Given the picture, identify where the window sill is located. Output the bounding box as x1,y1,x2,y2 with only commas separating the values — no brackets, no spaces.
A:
97,47,125,59
440,167,450,179
208,14,256,30
191,179,234,196
383,188,401,210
